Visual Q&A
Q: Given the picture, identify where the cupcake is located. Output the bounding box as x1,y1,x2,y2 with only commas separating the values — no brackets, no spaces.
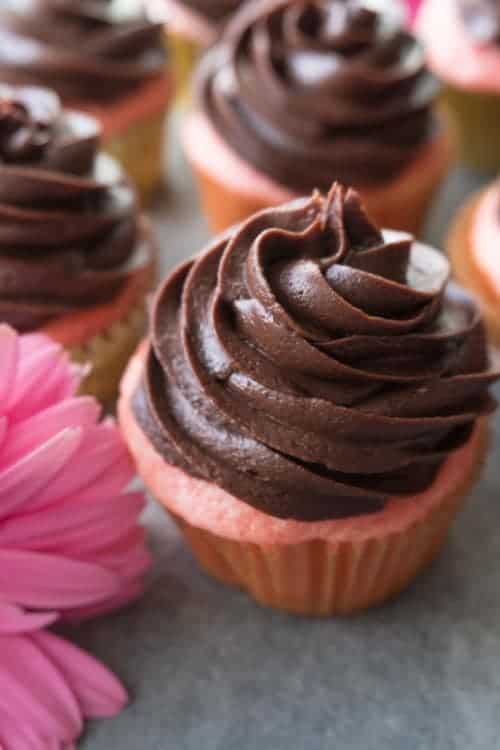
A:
0,83,157,404
150,0,246,96
183,0,450,235
119,184,499,616
447,179,500,345
0,0,172,202
417,0,500,171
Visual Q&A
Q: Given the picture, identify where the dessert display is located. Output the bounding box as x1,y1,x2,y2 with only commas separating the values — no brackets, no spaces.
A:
418,0,500,171
0,83,157,403
0,0,172,201
120,184,498,615
184,0,450,234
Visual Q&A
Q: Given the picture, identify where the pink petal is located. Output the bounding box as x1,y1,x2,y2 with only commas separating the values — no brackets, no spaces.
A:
0,634,82,742
0,550,120,610
0,398,100,470
33,630,128,719
0,416,7,451
32,428,134,511
0,325,18,406
0,601,58,634
0,428,82,520
0,706,55,750
8,347,79,422
0,492,144,551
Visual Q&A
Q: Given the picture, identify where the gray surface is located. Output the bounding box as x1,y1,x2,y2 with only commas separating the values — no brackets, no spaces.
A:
75,120,500,749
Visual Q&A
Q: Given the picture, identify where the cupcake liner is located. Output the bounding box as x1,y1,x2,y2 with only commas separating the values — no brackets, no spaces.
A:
441,86,500,173
185,114,451,235
172,424,487,615
104,108,168,205
447,192,500,346
71,299,149,406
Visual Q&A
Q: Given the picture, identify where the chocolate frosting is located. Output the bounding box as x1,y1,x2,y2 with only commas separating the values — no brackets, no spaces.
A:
180,0,245,24
0,0,166,101
198,0,438,191
0,84,144,331
134,185,499,522
458,0,500,44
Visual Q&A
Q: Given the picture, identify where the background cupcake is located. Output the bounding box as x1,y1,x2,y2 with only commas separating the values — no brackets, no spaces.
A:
448,177,500,346
0,0,172,202
120,184,499,616
0,83,157,404
184,0,450,235
150,0,246,96
417,0,500,171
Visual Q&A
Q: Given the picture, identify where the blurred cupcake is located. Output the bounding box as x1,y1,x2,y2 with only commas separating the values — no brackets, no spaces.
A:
150,0,246,96
418,0,500,171
119,184,499,616
0,0,172,202
183,0,450,235
448,178,500,345
0,84,157,404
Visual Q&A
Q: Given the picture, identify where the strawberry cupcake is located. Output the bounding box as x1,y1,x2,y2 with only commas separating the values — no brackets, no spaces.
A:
0,0,172,202
149,0,246,97
417,0,500,171
183,0,450,235
448,178,500,345
119,184,499,616
0,83,157,405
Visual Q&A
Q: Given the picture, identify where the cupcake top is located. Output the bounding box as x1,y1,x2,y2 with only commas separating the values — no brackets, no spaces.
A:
0,0,166,102
134,184,498,522
197,0,438,193
0,83,147,331
417,0,500,92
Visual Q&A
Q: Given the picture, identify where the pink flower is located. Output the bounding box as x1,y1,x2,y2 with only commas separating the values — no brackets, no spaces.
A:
0,325,151,747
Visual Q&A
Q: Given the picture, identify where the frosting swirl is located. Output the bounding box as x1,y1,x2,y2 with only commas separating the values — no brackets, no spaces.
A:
0,84,143,331
198,0,438,191
458,0,500,44
134,185,499,522
0,0,166,101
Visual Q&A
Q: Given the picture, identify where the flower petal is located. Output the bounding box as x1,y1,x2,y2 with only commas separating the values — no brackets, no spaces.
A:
0,601,58,634
0,634,82,742
0,428,82,520
33,630,128,719
0,492,145,552
0,550,120,610
0,398,100,470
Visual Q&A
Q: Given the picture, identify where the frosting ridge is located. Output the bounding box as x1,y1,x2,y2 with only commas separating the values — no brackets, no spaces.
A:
134,185,498,521
198,0,438,191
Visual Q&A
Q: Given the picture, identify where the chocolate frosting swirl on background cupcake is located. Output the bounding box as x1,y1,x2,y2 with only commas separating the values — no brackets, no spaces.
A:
0,0,166,101
134,185,499,522
0,84,144,331
458,0,500,44
198,0,438,191
180,0,245,23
